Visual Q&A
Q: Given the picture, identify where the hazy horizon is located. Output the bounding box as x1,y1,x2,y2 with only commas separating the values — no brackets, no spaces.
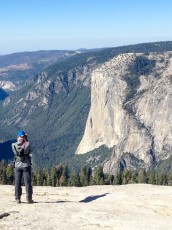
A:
1,40,172,56
1,0,172,55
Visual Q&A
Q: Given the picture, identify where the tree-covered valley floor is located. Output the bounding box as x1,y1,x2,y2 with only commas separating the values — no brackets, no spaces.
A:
0,184,172,230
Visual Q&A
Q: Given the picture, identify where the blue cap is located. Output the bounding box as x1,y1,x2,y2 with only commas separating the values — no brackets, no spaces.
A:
17,130,25,137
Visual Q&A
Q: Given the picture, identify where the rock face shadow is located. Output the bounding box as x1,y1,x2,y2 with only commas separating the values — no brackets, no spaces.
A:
79,193,109,203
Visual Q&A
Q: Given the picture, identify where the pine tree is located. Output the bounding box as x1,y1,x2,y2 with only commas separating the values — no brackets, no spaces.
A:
59,175,66,186
131,171,139,183
45,169,52,186
148,170,156,185
122,169,132,184
36,170,44,186
138,169,147,183
155,171,159,185
51,166,57,187
56,164,63,186
167,172,172,185
87,167,93,185
2,171,7,185
0,160,7,184
6,164,14,185
59,164,69,186
0,161,3,184
114,172,122,185
158,173,168,185
79,166,89,186
70,170,80,187
105,174,114,185
94,166,104,185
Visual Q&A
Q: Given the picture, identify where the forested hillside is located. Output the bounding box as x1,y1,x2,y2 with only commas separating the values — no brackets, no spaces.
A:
0,41,172,172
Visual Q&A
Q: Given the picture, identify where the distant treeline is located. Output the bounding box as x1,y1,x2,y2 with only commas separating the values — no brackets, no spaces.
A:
0,160,172,187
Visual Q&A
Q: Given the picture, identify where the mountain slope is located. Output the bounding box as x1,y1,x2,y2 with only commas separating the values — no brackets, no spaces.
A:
76,52,172,173
0,41,172,171
0,50,85,91
0,55,94,168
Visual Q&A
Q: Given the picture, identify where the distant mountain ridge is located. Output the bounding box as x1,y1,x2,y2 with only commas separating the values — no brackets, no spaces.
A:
0,49,90,90
0,50,78,68
0,41,172,172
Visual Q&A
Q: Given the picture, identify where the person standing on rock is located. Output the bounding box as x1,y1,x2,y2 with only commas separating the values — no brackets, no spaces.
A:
12,130,33,204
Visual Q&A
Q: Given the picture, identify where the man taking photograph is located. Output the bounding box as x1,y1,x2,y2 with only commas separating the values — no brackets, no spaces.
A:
12,130,33,204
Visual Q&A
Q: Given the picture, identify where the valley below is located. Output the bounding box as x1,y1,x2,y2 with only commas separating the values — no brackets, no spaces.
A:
0,184,172,230
1,42,172,172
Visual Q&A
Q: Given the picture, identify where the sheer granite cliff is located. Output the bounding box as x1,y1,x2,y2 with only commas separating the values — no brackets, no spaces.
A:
76,52,172,173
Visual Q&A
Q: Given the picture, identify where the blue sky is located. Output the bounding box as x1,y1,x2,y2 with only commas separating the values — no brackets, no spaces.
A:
0,0,172,54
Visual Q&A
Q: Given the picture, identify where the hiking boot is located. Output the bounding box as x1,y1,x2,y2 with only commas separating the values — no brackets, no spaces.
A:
26,198,34,204
16,199,21,204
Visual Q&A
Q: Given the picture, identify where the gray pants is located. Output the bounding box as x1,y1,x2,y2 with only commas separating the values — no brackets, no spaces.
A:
15,167,32,200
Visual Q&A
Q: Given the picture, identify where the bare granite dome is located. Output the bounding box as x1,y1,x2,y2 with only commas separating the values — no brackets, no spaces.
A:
0,184,172,230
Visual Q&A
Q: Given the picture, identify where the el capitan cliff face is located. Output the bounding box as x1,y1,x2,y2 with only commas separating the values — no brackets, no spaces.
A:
76,52,172,173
